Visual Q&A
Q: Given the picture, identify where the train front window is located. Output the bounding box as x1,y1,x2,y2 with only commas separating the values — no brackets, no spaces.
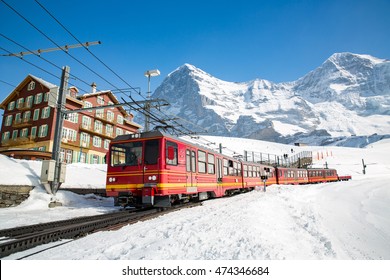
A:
110,142,143,167
145,139,159,165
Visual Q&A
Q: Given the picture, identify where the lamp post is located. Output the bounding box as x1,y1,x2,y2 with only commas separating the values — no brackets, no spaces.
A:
144,69,160,132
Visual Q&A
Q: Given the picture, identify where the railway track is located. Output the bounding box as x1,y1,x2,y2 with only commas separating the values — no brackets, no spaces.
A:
0,202,201,259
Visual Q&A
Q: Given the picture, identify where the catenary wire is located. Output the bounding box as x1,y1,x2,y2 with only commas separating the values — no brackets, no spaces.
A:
1,0,166,126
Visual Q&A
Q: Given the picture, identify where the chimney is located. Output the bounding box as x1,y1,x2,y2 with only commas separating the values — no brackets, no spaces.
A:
91,82,97,93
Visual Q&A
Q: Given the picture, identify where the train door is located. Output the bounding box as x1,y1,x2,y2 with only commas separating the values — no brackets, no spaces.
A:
216,158,223,196
186,149,197,193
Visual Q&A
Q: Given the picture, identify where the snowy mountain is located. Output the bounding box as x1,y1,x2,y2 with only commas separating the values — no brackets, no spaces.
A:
145,53,390,146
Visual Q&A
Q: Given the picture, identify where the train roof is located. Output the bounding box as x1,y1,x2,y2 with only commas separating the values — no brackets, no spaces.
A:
113,130,184,143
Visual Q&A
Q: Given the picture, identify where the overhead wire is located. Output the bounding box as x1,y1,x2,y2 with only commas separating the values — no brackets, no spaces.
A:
0,33,91,93
0,45,60,81
33,0,142,98
0,79,16,88
2,0,203,137
29,0,168,127
32,0,194,134
1,0,165,126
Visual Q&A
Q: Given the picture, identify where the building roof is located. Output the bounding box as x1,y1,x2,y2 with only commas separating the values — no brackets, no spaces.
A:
0,74,56,109
0,75,141,129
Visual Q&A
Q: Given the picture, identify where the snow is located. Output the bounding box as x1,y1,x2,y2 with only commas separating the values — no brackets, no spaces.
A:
1,137,390,262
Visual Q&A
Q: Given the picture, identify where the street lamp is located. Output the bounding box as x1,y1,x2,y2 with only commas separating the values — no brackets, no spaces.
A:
144,69,160,132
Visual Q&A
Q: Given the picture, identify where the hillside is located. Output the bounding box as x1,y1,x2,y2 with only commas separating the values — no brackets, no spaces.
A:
1,138,390,261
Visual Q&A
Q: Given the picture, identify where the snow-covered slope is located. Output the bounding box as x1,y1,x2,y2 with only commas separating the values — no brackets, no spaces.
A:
1,138,390,261
147,53,390,145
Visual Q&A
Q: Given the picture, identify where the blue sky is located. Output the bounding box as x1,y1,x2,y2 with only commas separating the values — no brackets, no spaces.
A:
1,0,390,101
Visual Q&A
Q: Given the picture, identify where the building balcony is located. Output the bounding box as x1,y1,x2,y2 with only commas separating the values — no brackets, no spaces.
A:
94,113,116,125
12,119,33,128
1,136,38,147
61,138,92,150
79,124,115,139
16,103,33,111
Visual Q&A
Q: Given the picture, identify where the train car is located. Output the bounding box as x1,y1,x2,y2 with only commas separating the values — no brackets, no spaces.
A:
106,131,246,207
307,168,339,183
275,167,309,185
242,162,276,190
338,175,352,181
106,131,350,208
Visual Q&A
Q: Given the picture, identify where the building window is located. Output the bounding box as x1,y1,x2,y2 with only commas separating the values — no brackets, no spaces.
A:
21,128,28,138
34,93,43,104
106,124,113,137
79,152,86,163
96,109,104,118
15,113,22,124
26,96,33,108
97,96,104,105
66,113,78,123
60,148,65,163
12,130,18,140
41,107,51,119
93,136,102,147
117,115,123,125
107,111,114,121
33,109,40,121
5,115,13,126
80,132,90,147
44,92,49,102
104,139,110,150
91,154,99,164
2,131,10,142
31,126,37,138
27,81,35,91
94,120,103,133
8,101,15,111
81,116,91,129
38,124,48,137
16,98,24,109
66,150,73,163
116,127,123,136
62,127,77,141
84,101,92,112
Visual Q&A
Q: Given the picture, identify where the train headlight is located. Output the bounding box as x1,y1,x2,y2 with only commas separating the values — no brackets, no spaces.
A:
148,175,157,181
131,133,141,139
108,177,116,183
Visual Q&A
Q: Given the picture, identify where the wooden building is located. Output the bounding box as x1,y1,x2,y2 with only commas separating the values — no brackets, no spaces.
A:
0,75,141,163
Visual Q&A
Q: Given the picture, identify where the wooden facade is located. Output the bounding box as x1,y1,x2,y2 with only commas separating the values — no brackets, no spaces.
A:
0,75,141,163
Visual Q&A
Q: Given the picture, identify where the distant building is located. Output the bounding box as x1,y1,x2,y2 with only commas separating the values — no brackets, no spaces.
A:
0,74,141,163
294,143,308,147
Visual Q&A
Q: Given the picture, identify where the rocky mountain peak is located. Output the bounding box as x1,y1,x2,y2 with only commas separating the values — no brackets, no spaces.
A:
140,53,390,146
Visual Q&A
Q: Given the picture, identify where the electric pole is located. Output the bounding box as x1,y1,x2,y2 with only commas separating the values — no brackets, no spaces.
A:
1,41,101,57
49,66,70,206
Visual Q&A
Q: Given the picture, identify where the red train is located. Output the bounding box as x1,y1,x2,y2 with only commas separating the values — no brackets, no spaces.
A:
106,131,351,207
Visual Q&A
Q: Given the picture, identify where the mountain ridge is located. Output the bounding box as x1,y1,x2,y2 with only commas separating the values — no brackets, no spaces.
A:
141,52,390,146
